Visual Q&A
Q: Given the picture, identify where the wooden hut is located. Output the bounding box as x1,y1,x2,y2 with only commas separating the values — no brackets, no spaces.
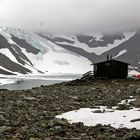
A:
91,57,129,79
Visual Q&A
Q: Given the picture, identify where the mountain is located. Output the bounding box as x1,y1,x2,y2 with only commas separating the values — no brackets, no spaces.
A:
0,27,91,75
40,32,140,72
0,26,140,76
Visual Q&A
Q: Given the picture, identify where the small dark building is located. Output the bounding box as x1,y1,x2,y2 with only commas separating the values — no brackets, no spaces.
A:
92,58,129,79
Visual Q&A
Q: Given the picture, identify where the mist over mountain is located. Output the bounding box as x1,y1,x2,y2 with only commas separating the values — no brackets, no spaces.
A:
0,0,140,34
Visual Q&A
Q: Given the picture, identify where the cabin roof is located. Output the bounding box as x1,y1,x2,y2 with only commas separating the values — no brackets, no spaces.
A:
91,59,130,65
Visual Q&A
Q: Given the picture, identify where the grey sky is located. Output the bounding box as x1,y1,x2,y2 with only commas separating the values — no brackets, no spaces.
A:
0,0,140,34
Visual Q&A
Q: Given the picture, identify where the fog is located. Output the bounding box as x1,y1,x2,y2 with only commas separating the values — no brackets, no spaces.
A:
0,0,140,34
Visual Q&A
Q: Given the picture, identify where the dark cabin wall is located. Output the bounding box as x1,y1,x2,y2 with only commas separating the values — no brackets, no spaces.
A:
94,61,128,79
113,61,128,78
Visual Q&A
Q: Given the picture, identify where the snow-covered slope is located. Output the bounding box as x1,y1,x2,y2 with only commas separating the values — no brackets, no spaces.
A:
40,32,140,72
0,27,91,75
1,26,140,75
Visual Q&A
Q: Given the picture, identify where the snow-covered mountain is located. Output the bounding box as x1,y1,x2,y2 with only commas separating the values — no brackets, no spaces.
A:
1,26,140,76
0,27,91,75
40,32,140,72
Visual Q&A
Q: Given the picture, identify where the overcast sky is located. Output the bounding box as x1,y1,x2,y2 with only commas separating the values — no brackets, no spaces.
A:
0,0,140,34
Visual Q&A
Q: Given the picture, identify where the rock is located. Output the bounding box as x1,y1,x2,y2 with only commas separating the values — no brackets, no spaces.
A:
54,126,62,130
96,134,106,140
109,134,117,139
136,88,140,94
130,118,140,122
117,104,131,110
128,84,135,88
0,126,11,133
116,89,121,94
92,110,103,113
48,120,55,127
0,79,140,139
29,138,36,140
130,97,140,107
122,131,140,140
54,118,68,126
22,95,37,100
44,138,51,140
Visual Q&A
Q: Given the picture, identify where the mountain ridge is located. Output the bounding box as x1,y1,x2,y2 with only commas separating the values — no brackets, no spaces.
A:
0,26,140,75
40,32,140,72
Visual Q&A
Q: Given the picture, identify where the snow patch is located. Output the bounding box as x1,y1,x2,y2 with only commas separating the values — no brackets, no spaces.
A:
113,49,127,58
87,33,103,41
118,98,136,105
0,78,16,85
128,70,140,76
129,66,138,69
0,66,14,74
56,98,140,129
0,48,18,63
0,29,17,45
56,107,140,129
54,34,76,42
21,47,91,74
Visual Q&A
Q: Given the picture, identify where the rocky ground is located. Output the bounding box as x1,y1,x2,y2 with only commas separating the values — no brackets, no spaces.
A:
0,77,140,140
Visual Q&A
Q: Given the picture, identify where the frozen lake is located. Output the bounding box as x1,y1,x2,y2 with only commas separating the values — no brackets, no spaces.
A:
0,74,81,90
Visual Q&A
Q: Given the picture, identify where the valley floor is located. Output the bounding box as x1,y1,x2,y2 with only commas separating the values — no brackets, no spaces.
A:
0,79,140,139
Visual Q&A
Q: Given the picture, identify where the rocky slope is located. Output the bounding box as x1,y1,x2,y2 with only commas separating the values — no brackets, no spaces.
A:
0,79,140,139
